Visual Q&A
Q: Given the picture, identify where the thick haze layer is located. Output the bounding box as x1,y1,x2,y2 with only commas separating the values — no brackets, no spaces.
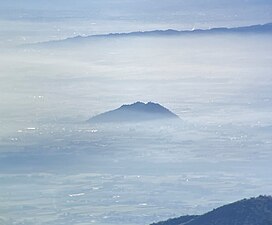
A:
1,32,272,225
0,1,272,225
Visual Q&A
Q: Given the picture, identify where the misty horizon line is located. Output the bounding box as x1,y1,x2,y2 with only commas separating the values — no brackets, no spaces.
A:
29,22,272,46
72,22,272,37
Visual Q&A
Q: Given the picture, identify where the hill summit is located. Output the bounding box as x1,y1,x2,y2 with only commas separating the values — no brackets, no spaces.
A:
151,195,272,225
88,102,179,123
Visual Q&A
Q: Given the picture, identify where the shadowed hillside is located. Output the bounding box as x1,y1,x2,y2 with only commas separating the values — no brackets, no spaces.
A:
151,196,272,225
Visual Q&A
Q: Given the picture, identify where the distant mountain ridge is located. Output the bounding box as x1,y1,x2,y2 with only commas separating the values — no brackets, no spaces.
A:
151,196,272,225
33,23,272,46
88,102,179,123
75,22,272,38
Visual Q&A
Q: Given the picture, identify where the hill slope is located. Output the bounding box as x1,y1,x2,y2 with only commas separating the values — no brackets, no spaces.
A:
151,196,272,225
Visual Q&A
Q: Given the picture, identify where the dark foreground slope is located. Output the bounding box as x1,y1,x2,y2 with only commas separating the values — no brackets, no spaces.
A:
88,102,179,123
151,196,272,225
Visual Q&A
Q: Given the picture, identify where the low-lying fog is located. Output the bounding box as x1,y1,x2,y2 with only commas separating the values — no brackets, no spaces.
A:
0,34,272,225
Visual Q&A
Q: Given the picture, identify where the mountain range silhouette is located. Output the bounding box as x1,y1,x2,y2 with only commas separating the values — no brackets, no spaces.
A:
31,23,272,47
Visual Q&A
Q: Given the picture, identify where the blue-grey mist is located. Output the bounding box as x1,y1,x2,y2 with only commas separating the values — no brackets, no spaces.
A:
0,2,272,225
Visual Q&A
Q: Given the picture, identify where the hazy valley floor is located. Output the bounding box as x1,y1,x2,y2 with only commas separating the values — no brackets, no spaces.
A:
0,34,272,225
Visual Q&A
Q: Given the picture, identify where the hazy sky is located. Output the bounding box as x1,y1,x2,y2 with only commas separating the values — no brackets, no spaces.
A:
1,0,271,10
1,0,271,25
0,0,271,46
